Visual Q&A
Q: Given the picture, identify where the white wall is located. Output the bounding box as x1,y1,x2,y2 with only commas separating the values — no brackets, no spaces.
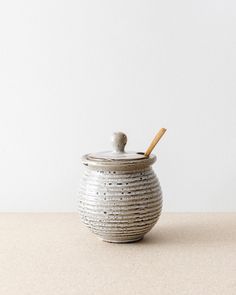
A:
0,0,236,211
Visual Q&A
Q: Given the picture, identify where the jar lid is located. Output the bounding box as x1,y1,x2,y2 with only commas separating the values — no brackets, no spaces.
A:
82,132,156,169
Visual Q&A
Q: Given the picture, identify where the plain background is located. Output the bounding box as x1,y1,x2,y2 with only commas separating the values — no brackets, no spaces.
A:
0,0,235,212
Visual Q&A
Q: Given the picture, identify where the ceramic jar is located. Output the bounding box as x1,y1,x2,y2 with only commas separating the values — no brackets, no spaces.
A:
78,132,162,243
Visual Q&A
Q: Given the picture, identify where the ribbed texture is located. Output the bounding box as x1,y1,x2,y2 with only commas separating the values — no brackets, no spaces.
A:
78,167,162,243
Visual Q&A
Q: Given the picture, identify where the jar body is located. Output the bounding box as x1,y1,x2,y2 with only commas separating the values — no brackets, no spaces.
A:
79,166,162,243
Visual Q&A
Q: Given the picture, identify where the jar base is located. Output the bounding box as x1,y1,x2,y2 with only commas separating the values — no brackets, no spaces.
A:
100,236,143,244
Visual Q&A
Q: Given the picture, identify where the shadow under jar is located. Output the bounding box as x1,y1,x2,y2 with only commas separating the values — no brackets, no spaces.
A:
78,132,163,243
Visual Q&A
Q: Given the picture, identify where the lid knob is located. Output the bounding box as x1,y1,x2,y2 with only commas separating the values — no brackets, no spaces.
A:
111,132,127,153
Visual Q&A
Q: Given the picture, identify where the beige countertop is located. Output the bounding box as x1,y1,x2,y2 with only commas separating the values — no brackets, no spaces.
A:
0,213,235,295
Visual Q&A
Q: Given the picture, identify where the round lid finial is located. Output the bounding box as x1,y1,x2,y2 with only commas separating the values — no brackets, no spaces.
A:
111,132,127,153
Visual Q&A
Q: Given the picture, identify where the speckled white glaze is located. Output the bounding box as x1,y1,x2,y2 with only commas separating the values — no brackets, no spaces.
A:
78,132,163,243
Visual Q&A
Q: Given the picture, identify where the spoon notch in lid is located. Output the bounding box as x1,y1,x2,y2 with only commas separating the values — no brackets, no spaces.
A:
144,128,167,157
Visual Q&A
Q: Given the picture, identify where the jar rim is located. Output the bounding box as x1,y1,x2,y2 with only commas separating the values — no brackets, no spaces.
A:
82,153,156,170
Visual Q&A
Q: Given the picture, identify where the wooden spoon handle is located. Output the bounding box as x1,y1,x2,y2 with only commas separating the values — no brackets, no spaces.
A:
144,128,167,157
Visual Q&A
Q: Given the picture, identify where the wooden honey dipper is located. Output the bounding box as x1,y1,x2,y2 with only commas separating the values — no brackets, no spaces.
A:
144,128,167,157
